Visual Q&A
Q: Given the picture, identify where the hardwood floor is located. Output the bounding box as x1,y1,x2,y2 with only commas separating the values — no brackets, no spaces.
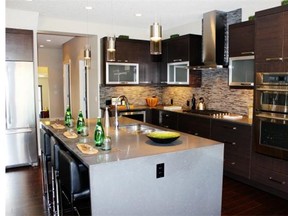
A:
5,163,288,216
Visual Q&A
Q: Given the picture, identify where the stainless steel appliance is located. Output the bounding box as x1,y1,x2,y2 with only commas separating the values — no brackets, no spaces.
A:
5,61,38,168
254,72,288,160
119,110,146,122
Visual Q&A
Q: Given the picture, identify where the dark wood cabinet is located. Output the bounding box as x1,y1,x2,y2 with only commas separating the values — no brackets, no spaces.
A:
177,113,211,138
255,6,288,72
164,34,202,87
166,34,202,64
6,28,33,61
211,119,252,178
159,110,178,130
229,20,255,57
102,37,160,85
251,153,288,195
145,109,160,126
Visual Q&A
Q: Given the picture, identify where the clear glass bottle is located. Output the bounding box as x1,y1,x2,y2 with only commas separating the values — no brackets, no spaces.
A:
76,110,85,134
94,118,105,147
64,105,72,126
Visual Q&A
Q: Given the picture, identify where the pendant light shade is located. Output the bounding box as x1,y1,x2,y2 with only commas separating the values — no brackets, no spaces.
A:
150,22,162,55
107,36,116,61
84,48,91,59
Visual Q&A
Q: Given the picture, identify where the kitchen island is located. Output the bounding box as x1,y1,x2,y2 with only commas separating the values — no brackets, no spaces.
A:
41,117,224,216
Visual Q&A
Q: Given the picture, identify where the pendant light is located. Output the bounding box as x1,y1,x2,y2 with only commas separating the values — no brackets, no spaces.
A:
106,36,116,61
107,0,116,61
84,5,92,67
150,22,162,55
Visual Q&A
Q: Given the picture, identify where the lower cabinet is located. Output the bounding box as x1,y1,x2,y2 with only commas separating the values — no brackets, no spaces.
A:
177,113,211,138
211,119,252,178
251,153,288,195
145,109,160,126
159,110,178,130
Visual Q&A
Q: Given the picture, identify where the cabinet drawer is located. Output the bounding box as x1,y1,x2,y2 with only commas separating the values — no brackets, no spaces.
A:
223,139,251,155
211,120,252,148
224,153,250,178
251,166,288,193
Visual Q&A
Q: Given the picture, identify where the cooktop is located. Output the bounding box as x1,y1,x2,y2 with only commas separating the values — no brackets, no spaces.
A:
183,109,229,117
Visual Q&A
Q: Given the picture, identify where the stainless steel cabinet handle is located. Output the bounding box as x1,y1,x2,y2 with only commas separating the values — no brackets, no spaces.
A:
194,132,199,136
173,59,182,62
222,126,237,130
241,51,254,55
269,177,286,185
224,141,236,145
231,162,236,165
265,57,283,61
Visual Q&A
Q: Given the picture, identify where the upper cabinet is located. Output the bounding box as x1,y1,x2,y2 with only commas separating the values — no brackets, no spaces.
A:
6,28,33,61
102,37,160,85
101,34,202,86
228,21,255,87
229,20,255,57
255,5,288,72
164,34,202,86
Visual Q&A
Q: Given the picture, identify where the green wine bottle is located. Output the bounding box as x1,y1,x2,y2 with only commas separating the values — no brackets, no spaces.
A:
64,105,72,126
94,118,105,147
76,110,85,134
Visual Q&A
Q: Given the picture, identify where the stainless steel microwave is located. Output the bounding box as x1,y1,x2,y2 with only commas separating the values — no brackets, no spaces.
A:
228,56,254,87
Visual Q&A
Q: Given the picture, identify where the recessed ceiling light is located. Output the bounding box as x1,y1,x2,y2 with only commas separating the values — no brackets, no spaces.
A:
135,13,142,17
46,39,51,42
85,6,93,10
40,45,44,48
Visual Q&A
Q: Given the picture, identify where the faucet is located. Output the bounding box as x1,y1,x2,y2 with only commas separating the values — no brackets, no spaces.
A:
115,95,130,128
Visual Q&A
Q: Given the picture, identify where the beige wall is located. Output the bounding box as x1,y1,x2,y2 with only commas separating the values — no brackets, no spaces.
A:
38,77,50,111
38,48,64,118
63,35,98,119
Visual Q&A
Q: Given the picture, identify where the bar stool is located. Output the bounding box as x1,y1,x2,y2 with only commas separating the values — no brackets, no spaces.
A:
58,149,90,216
50,136,61,216
40,129,52,209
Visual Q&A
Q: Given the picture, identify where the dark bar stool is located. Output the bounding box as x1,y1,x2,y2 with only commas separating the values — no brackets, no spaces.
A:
40,128,52,210
58,149,90,216
50,136,61,216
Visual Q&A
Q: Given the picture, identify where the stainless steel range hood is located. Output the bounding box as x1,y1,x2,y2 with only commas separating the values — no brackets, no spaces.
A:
193,10,227,70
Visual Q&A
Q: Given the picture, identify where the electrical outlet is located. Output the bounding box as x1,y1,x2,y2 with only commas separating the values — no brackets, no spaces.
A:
156,163,165,178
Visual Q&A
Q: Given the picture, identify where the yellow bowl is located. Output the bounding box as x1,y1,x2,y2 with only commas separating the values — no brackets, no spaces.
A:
146,97,158,107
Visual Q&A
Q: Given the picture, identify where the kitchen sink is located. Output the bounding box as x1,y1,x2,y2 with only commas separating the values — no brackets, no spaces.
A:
119,123,162,134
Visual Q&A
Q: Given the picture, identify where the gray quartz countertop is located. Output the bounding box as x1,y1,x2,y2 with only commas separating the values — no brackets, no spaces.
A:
41,117,223,167
100,105,252,125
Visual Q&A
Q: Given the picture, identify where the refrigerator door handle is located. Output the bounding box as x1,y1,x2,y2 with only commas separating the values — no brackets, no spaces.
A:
6,128,33,135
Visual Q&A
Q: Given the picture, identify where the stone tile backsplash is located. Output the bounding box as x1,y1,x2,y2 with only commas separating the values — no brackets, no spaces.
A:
100,68,253,115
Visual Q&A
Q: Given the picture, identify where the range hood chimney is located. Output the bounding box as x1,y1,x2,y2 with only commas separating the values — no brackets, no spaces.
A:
193,10,227,70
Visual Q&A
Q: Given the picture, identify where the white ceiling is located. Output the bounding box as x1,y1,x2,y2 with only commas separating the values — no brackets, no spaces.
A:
6,0,282,48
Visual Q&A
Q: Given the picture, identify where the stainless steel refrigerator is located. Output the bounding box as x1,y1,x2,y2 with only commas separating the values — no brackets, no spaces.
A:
5,61,38,168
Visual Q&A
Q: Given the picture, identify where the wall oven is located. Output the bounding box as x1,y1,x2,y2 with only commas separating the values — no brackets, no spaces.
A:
254,72,288,160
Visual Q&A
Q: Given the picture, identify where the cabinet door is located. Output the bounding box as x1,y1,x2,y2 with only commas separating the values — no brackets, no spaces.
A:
177,113,211,138
159,111,178,130
255,12,285,72
283,11,288,71
6,28,33,61
167,36,189,63
229,21,255,57
115,39,139,63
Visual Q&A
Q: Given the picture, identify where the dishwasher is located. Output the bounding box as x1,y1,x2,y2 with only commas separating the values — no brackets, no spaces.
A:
119,110,146,122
